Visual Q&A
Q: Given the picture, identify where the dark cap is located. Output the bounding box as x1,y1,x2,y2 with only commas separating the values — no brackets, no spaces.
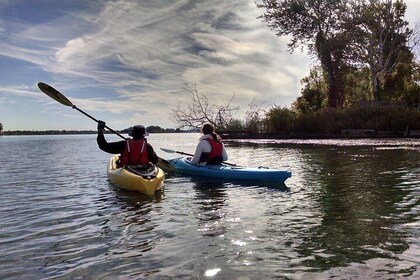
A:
129,125,149,139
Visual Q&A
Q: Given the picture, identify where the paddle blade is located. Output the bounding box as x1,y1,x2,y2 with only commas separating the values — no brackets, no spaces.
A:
160,148,194,157
160,148,176,153
157,157,176,172
38,82,73,107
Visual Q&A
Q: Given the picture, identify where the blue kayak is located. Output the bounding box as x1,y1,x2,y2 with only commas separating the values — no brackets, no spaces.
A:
158,157,291,183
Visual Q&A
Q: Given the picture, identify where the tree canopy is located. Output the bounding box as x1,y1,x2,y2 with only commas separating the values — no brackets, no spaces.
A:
258,0,419,109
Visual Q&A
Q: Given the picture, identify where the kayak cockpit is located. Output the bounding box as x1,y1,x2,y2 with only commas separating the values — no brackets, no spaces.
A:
124,164,159,179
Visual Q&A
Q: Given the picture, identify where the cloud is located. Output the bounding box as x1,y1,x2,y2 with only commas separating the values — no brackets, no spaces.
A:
0,84,39,98
0,0,312,129
48,0,309,86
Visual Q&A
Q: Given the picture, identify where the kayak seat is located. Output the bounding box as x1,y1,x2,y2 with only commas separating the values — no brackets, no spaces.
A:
125,164,158,179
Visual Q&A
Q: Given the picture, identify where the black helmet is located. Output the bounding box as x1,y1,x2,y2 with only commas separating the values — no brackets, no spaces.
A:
129,125,149,139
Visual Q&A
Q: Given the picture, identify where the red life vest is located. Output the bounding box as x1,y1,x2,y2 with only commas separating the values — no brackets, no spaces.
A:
118,139,149,167
199,138,223,164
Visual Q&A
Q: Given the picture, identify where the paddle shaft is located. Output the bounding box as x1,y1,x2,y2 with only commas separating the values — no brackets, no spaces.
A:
72,105,126,140
173,150,194,157
162,148,236,166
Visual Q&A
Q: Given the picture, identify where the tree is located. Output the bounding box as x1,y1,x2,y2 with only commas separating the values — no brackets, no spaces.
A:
244,99,266,132
292,65,328,113
383,49,420,106
0,122,3,133
258,0,351,108
342,66,372,106
348,0,412,100
169,85,239,130
411,22,420,62
146,126,165,133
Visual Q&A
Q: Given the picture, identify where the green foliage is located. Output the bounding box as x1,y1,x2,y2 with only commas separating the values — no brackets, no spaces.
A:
258,0,358,108
244,99,265,132
342,103,419,131
295,50,419,112
259,0,416,108
292,109,344,134
402,85,420,108
381,50,420,104
264,103,420,134
146,126,165,133
224,99,267,132
342,67,372,106
266,106,296,133
226,119,245,131
293,66,328,113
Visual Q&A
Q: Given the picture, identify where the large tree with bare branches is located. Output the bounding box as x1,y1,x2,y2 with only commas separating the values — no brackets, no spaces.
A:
169,85,239,130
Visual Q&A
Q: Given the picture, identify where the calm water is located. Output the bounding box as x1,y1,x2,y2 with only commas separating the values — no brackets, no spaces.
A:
0,133,419,279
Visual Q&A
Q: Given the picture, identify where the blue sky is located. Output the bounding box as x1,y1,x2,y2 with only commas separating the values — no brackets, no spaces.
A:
1,0,419,131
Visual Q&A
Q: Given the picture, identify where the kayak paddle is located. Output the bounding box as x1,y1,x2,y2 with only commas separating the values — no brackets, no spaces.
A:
156,158,176,172
160,147,236,166
38,82,176,171
160,148,194,157
38,82,127,140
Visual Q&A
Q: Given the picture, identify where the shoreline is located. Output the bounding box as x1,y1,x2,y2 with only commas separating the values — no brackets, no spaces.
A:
1,130,419,139
220,130,420,139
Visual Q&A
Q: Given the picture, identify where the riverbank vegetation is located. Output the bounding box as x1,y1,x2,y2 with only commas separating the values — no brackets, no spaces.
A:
0,127,190,136
170,0,420,137
265,104,419,135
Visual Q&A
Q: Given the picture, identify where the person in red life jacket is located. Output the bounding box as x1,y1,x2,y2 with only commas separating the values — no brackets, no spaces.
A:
190,123,228,165
97,121,158,167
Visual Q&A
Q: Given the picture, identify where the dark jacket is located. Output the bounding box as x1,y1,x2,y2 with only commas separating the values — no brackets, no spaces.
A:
97,132,159,164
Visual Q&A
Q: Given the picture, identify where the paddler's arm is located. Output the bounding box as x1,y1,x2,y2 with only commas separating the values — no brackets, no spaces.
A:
146,144,159,164
221,143,228,161
96,121,125,154
190,140,206,164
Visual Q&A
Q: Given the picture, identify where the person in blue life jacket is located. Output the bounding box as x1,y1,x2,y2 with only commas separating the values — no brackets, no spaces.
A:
97,121,158,168
190,123,228,165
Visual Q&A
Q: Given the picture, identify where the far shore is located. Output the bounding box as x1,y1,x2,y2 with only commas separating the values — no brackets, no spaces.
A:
1,129,419,139
0,130,186,136
220,130,420,139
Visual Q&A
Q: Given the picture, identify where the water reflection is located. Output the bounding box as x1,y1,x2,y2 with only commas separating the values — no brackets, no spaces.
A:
190,178,228,238
226,140,419,277
291,146,416,272
39,182,165,278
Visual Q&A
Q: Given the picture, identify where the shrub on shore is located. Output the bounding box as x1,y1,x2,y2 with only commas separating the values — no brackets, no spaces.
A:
265,104,420,135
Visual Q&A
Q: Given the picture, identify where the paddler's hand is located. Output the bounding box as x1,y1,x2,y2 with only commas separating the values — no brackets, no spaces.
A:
97,120,106,132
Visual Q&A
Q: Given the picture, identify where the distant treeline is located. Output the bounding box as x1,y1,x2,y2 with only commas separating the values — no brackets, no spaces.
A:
1,126,198,136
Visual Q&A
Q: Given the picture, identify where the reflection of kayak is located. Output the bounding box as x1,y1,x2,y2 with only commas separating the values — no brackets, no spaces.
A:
107,155,165,195
158,157,291,183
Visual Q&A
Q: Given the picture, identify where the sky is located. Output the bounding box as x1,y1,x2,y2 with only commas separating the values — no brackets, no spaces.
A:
0,0,419,131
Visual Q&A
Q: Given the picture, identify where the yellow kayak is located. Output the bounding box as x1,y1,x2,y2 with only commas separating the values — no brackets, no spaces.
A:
107,155,165,195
